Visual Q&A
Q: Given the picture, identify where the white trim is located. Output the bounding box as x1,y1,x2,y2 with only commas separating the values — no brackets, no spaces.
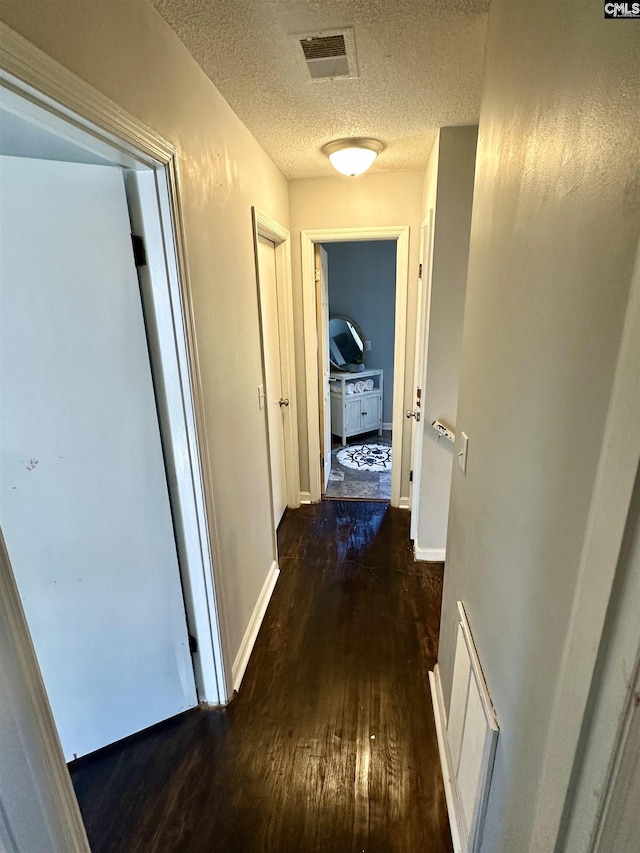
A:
530,233,640,850
0,23,172,166
301,231,323,501
410,213,435,540
164,158,231,703
552,466,640,850
398,496,411,510
382,421,393,431
592,644,640,852
457,601,499,733
301,226,410,507
252,208,301,511
429,664,463,853
126,168,228,706
0,2,230,737
232,561,280,692
300,491,313,504
0,530,91,852
414,545,446,562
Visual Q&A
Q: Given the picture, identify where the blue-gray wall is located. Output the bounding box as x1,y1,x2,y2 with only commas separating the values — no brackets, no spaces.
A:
325,241,396,425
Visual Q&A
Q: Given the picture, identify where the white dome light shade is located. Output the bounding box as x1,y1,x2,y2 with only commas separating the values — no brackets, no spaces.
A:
322,138,384,176
328,146,377,176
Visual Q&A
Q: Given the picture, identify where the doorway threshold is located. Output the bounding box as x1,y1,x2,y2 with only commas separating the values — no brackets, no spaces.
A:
322,495,390,504
324,430,392,501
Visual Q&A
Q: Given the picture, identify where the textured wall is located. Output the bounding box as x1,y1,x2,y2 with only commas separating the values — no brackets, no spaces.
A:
437,0,640,850
0,1,290,670
325,240,397,424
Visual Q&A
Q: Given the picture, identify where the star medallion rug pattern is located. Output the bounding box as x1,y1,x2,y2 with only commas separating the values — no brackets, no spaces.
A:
336,443,392,472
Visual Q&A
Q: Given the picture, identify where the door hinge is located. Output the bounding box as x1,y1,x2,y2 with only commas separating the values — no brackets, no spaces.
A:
320,453,324,466
131,234,147,268
418,262,423,278
314,267,321,283
188,633,198,655
409,470,413,483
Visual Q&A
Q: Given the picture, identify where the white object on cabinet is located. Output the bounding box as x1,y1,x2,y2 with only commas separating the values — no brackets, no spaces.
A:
330,369,383,446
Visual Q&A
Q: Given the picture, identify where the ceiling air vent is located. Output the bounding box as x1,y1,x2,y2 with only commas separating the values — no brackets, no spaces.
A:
298,29,358,80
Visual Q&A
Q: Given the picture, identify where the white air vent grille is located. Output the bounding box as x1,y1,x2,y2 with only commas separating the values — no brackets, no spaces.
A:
430,602,499,852
300,35,346,61
297,29,358,81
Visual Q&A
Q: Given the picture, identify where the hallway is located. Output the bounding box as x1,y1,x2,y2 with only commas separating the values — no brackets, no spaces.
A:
70,501,452,852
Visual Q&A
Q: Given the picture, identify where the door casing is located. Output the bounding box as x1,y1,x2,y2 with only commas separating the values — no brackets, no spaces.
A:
315,245,332,492
0,23,228,706
252,207,301,519
301,226,410,507
0,24,229,845
409,212,435,540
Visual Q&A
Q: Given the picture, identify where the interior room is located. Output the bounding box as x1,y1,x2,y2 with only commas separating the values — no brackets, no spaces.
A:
323,240,396,501
0,3,638,853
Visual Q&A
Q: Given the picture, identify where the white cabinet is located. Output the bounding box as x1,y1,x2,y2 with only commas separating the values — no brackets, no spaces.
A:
330,369,383,446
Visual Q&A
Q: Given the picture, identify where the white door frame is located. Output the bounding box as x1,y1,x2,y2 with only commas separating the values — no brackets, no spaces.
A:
252,207,301,518
0,11,229,801
409,213,435,540
315,245,332,493
0,529,91,851
529,233,640,850
301,226,410,506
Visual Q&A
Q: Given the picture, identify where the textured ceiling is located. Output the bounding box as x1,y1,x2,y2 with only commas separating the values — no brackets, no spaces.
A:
151,0,490,179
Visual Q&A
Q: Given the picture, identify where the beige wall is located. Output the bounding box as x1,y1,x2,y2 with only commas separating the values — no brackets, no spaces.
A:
288,172,424,498
437,0,640,850
0,1,289,668
417,125,477,554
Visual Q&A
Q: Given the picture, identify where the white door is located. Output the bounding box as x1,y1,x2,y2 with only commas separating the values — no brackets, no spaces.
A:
0,156,197,761
315,245,332,492
257,234,287,526
409,214,435,540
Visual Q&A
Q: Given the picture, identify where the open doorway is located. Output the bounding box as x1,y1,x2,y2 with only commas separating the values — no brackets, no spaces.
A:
302,226,410,508
0,33,229,847
318,240,397,501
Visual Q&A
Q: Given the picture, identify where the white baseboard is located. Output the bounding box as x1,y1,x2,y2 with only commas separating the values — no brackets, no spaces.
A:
383,421,393,431
429,664,463,853
414,544,446,562
398,495,411,510
299,491,312,504
232,560,279,692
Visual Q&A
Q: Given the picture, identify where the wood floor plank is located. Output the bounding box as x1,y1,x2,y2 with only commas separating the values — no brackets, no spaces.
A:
70,501,452,852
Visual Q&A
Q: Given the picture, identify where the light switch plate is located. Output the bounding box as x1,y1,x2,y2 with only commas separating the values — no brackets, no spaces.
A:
458,432,469,473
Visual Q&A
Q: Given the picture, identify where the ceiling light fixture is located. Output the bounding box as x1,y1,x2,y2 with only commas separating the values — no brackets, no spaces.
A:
322,138,384,177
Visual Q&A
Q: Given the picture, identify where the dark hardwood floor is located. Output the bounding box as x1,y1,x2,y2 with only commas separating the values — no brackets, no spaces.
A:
70,501,452,852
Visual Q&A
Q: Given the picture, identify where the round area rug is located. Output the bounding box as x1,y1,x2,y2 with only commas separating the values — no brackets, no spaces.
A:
336,443,392,471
